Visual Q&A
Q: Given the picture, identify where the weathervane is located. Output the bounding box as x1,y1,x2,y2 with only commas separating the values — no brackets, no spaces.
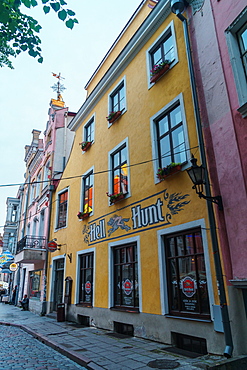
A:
51,72,66,101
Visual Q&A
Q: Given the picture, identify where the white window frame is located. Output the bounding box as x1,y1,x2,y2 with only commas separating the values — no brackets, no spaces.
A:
83,113,95,146
226,7,247,117
107,76,127,127
75,247,96,305
107,137,131,204
55,187,69,231
80,166,94,217
42,161,50,190
157,219,214,320
108,236,142,311
146,20,178,89
150,93,190,184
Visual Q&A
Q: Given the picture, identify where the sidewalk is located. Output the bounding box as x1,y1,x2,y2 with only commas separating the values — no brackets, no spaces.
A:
0,303,246,370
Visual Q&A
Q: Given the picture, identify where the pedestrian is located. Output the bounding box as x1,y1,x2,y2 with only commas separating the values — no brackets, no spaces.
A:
11,285,17,305
19,294,29,311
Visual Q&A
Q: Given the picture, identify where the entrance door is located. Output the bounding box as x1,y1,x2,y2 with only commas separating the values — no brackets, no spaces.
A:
53,259,64,311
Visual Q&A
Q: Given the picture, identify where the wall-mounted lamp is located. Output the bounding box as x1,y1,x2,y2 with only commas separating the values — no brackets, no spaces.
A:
187,156,223,210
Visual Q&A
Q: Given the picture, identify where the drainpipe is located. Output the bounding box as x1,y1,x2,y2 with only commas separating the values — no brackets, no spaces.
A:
170,0,233,358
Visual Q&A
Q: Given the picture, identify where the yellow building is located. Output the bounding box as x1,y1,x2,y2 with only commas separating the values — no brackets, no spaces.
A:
47,1,225,355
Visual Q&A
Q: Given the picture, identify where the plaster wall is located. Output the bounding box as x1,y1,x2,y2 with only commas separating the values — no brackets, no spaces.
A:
188,1,247,280
47,3,226,355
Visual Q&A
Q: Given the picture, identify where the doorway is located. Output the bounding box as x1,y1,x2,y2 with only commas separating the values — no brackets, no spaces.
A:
53,258,64,311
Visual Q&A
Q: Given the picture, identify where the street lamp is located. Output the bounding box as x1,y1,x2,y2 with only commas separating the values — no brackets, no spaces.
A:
187,156,223,210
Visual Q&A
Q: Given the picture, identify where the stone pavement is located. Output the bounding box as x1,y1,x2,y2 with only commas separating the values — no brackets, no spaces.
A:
0,303,246,370
1,324,86,370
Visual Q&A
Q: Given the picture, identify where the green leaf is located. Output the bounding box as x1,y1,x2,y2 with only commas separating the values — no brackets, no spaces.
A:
38,56,43,63
73,18,79,24
65,18,74,29
20,44,28,51
67,9,75,16
22,0,31,8
43,5,50,13
30,0,38,6
28,48,37,57
58,9,67,21
50,2,60,12
60,0,67,5
41,0,49,3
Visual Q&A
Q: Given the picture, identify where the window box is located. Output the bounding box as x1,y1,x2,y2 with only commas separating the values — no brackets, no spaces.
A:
80,141,92,152
107,192,126,205
157,163,181,181
107,110,122,124
150,61,170,83
77,211,91,220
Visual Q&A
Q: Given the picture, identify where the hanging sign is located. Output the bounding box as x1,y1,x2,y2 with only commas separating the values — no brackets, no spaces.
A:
9,263,18,272
47,241,58,252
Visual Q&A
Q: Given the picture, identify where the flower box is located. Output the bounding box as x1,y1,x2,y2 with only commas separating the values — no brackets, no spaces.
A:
150,63,170,83
79,141,92,152
77,212,90,220
157,163,182,181
107,111,122,124
150,60,172,84
106,192,125,204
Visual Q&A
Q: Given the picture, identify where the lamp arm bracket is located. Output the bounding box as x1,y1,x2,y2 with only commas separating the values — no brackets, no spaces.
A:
197,192,223,210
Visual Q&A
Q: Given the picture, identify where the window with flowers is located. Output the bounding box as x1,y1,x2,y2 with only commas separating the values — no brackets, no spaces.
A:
109,142,129,201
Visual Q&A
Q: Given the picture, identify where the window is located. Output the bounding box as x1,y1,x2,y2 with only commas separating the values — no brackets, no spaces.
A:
155,103,187,169
237,23,247,80
226,9,247,117
82,170,93,214
37,172,42,197
42,161,50,190
29,181,36,205
108,77,126,123
110,82,124,112
147,21,177,86
113,243,139,310
110,143,128,197
29,270,42,298
150,28,174,67
57,189,68,229
84,116,95,143
79,252,94,306
164,229,210,319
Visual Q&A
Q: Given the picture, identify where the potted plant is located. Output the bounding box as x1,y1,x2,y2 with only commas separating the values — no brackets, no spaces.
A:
79,141,92,152
106,110,122,124
106,191,125,204
157,163,182,181
150,60,171,83
77,211,90,220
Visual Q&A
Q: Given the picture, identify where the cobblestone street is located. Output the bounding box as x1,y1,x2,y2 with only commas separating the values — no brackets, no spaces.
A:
0,325,86,370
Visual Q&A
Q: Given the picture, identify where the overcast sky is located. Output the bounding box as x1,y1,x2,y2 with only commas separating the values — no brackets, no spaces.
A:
0,0,143,234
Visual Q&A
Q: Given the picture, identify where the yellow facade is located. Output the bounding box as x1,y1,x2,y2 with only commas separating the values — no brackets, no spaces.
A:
47,1,224,354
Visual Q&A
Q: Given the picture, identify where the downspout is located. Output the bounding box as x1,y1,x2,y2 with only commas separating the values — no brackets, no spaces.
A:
170,1,233,358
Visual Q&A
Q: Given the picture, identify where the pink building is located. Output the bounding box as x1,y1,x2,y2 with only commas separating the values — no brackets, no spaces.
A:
15,97,75,314
174,0,247,356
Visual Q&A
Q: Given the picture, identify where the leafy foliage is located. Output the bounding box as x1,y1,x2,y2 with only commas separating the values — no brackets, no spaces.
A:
0,0,78,68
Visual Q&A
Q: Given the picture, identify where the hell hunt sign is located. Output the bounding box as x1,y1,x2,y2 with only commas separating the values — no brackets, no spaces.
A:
83,191,190,244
